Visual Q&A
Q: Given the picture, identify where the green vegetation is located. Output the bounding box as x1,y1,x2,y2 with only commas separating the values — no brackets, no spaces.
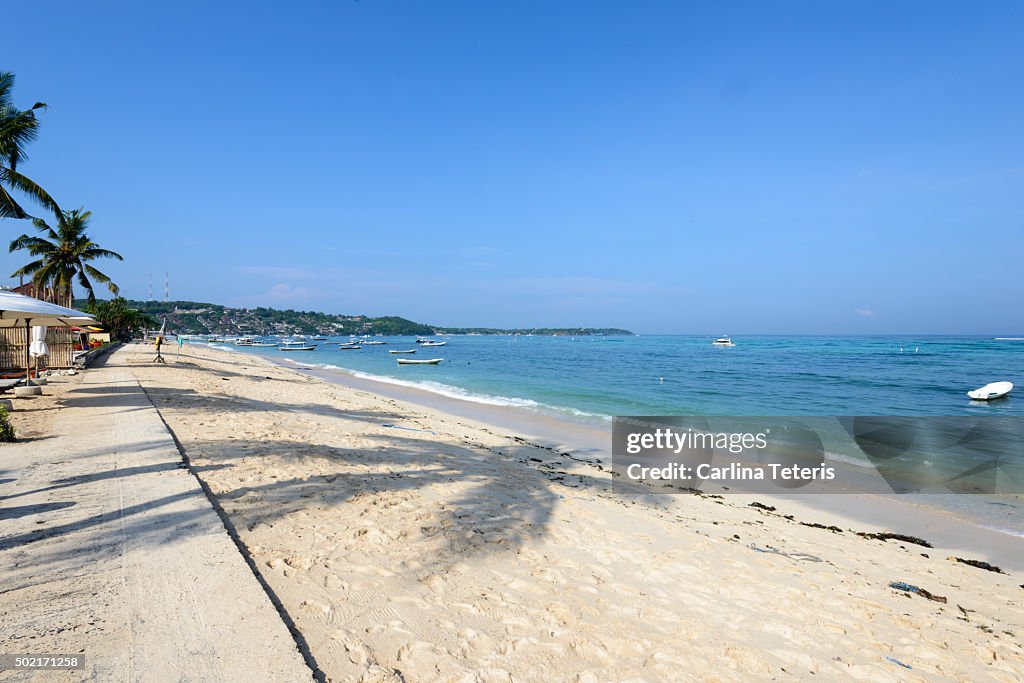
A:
0,404,16,442
0,72,59,220
9,208,123,306
88,297,159,341
81,299,436,337
78,299,634,337
3,71,124,308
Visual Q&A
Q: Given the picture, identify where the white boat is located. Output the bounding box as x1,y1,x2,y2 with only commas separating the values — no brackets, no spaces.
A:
278,344,316,351
337,344,362,350
397,358,443,365
362,340,387,345
967,381,1013,401
712,337,735,347
420,341,447,347
249,342,278,347
389,349,417,354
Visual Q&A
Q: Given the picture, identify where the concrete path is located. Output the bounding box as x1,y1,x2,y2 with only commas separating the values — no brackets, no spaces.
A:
0,347,313,682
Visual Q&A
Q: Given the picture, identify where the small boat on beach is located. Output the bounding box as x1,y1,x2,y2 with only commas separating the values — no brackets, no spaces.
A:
712,337,735,347
389,349,417,354
967,381,1013,401
397,358,443,365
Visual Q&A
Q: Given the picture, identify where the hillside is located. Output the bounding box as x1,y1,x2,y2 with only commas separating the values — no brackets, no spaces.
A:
78,299,633,337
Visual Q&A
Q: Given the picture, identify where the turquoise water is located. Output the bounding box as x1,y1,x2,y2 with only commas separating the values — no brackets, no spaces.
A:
195,335,1024,546
194,335,1024,419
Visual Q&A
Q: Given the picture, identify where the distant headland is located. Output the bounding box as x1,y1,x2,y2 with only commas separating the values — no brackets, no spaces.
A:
77,299,633,337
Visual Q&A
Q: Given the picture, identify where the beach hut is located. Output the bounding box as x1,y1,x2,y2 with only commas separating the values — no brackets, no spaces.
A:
0,289,95,385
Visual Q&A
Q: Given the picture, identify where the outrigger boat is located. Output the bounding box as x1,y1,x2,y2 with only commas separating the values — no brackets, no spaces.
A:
278,343,316,351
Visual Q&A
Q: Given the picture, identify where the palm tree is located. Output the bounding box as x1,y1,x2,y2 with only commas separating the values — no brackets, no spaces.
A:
0,71,59,219
89,297,157,341
9,208,123,307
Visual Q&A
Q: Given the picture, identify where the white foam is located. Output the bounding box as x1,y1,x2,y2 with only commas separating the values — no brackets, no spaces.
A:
313,366,610,421
283,359,342,371
823,450,873,469
194,342,244,355
981,525,1024,539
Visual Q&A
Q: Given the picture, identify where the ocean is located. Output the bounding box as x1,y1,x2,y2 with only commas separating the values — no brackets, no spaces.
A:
190,334,1024,553
195,335,1024,420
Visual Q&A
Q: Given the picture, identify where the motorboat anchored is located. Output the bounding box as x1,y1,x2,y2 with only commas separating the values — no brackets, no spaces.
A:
712,337,735,347
397,358,443,365
968,381,1013,401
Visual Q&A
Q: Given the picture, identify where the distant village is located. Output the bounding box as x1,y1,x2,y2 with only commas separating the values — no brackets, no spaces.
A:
111,299,632,338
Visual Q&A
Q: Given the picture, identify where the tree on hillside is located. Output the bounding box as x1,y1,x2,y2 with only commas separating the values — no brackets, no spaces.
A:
0,71,59,220
9,207,123,306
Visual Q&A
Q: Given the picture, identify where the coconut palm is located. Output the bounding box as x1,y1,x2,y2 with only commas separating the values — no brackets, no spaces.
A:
89,297,157,341
9,208,123,307
0,71,59,219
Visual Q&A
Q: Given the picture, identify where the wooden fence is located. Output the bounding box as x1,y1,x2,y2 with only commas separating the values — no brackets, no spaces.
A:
0,327,75,371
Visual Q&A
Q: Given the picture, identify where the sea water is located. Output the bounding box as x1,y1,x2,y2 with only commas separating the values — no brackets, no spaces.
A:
203,335,1024,419
194,334,1024,546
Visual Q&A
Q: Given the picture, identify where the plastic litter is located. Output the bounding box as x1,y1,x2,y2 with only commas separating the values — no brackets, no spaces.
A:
889,581,947,603
885,656,912,669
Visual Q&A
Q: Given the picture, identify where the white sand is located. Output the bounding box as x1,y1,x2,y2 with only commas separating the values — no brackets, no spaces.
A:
119,342,1024,681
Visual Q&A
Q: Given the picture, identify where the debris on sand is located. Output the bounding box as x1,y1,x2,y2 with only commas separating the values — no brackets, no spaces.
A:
889,581,947,604
948,557,1006,574
857,532,932,548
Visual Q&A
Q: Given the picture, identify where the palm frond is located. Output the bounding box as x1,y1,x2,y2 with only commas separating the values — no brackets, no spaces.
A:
0,166,59,215
0,182,28,219
9,258,45,278
80,247,124,261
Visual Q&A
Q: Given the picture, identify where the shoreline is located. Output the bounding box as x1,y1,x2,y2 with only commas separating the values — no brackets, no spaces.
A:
197,341,1024,571
118,341,1024,679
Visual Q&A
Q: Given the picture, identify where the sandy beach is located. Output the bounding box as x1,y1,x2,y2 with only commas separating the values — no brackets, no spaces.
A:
28,341,1007,682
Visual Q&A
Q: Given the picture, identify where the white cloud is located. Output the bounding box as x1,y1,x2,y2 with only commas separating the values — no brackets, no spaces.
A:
855,308,876,317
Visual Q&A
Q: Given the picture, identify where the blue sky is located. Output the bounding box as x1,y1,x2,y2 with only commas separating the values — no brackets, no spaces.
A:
2,1,1022,333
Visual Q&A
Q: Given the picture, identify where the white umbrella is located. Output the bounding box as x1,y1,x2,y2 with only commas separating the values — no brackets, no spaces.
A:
0,289,95,384
30,325,48,378
30,325,48,357
0,290,95,327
